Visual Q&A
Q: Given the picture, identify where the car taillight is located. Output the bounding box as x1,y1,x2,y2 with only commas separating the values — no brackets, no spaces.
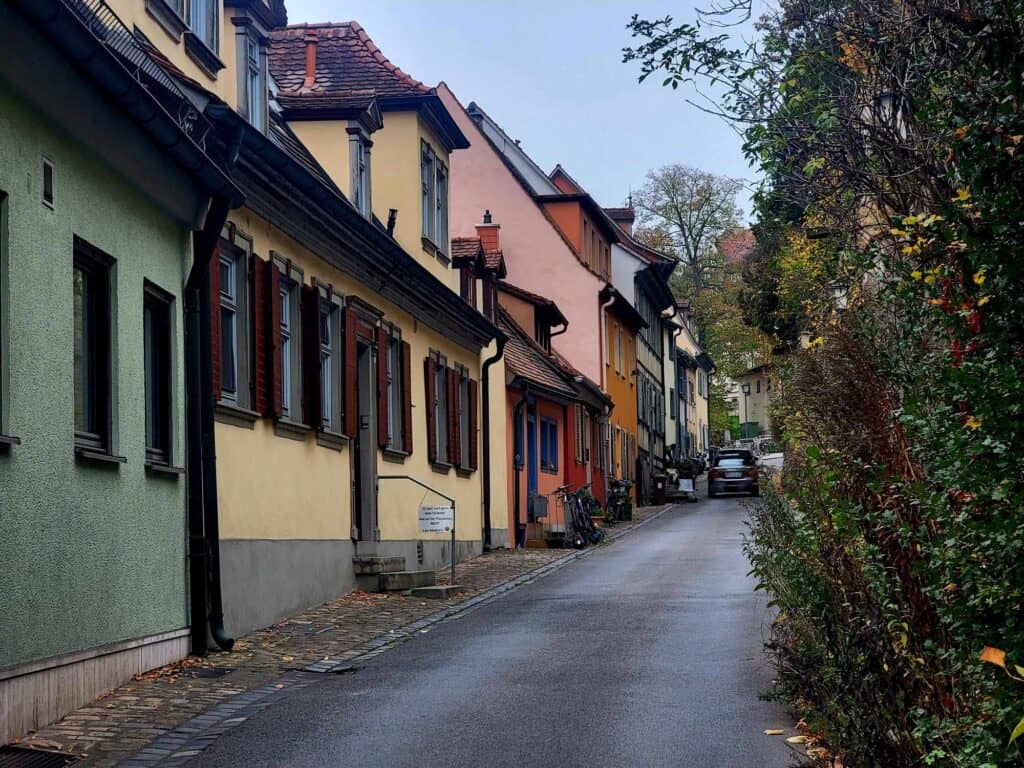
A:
746,467,758,478
709,469,721,480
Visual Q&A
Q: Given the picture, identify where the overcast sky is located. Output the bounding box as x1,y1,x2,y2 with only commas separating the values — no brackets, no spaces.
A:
284,1,761,218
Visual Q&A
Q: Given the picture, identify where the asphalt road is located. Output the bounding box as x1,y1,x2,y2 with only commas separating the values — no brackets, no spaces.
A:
190,496,800,768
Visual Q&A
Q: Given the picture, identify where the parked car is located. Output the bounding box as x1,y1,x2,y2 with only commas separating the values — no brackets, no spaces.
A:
708,450,759,497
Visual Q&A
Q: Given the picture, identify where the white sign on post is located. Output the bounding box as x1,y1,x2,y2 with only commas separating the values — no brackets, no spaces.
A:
678,477,694,493
418,504,454,533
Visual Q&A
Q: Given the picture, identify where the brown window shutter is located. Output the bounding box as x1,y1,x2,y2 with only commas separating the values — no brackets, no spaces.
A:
267,261,283,418
401,340,413,454
301,284,322,429
252,255,268,415
376,326,389,449
448,367,461,468
468,378,479,471
342,306,358,438
424,356,437,463
210,247,222,401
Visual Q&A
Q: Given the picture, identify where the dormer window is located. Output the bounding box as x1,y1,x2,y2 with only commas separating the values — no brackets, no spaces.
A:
244,34,266,132
349,132,372,218
420,141,448,259
189,0,218,52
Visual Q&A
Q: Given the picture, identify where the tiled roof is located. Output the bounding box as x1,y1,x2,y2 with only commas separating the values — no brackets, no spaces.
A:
268,22,429,102
451,237,483,262
498,309,577,398
483,250,506,273
275,90,376,111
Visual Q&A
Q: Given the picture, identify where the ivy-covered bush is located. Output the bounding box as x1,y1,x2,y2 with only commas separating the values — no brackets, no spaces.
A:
626,0,1024,763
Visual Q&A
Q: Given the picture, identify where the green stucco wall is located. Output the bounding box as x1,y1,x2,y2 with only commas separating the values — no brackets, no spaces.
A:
0,81,190,669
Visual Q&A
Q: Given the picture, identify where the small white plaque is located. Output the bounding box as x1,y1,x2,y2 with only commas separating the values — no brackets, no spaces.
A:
678,478,694,493
419,504,454,533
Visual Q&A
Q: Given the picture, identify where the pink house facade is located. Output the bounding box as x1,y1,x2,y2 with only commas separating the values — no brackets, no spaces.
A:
437,84,607,388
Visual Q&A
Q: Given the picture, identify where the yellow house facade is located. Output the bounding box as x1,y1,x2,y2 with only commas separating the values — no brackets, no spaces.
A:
123,2,506,637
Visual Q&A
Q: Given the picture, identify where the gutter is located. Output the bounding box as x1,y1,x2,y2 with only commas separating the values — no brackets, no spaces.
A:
184,123,244,655
480,333,507,551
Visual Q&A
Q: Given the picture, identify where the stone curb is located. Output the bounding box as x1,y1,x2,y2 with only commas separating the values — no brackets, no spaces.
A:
116,504,677,766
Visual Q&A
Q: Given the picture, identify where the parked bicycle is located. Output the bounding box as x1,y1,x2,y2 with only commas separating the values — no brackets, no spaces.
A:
551,483,604,548
607,480,633,523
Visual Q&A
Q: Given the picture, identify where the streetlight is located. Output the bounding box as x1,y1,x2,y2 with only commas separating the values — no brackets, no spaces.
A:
741,382,751,439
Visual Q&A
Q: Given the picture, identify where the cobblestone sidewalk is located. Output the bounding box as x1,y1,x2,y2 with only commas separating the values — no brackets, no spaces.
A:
14,504,672,766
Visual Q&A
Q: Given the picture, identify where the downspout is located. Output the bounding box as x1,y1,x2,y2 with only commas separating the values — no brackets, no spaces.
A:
185,120,243,654
512,384,530,548
671,326,682,461
480,334,507,551
598,289,616,502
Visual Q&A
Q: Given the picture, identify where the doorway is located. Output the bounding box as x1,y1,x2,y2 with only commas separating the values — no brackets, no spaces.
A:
526,404,538,505
353,339,378,544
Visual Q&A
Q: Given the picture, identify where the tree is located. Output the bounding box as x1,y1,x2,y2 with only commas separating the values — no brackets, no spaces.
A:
632,165,743,295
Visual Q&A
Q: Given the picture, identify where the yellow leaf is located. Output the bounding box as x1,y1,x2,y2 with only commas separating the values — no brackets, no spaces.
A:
954,126,968,139
965,416,983,430
980,646,1006,668
1011,715,1024,744
953,187,971,202
786,736,808,744
978,296,991,306
973,270,986,285
889,228,911,238
902,214,920,226
924,274,937,285
764,729,785,736
910,270,923,281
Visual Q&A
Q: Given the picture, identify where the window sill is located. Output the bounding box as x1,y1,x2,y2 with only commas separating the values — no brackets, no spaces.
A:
381,447,409,464
215,401,260,429
183,31,224,80
0,433,21,450
145,0,187,42
421,237,450,265
315,429,348,451
274,418,310,442
456,467,474,478
145,461,185,478
430,461,452,475
75,445,127,466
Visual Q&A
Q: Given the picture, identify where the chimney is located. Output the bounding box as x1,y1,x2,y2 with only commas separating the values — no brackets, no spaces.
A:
303,31,318,89
476,209,500,251
606,207,635,236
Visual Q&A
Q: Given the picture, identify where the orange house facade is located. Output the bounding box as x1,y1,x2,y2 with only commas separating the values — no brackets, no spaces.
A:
603,288,645,503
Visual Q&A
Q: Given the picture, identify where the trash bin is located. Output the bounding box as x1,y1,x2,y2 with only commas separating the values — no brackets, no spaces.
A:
653,475,667,506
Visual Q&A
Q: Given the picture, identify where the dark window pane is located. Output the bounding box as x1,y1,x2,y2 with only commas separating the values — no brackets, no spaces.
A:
221,307,236,395
73,266,89,432
144,289,172,461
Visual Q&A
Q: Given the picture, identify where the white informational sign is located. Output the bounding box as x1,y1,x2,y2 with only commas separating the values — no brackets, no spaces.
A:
418,504,454,533
678,478,694,493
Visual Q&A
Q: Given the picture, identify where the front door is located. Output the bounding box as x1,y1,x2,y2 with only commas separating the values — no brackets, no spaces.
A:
353,339,378,543
526,405,538,498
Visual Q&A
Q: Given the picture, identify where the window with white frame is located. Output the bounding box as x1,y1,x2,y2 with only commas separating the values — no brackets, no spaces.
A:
275,264,302,422
458,366,470,470
319,300,337,431
351,138,371,217
433,354,448,463
244,33,266,132
386,329,403,450
420,142,448,256
218,239,250,408
189,0,218,51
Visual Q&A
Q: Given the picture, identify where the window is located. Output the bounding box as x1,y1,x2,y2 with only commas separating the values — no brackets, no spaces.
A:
318,298,343,432
144,283,173,465
756,378,761,394
421,145,435,242
351,137,371,217
458,367,470,470
540,416,558,473
0,192,12,444
218,241,250,408
73,239,113,452
278,274,302,421
535,317,551,353
420,142,448,256
385,331,403,449
189,0,218,52
244,33,265,132
42,157,54,209
433,354,448,463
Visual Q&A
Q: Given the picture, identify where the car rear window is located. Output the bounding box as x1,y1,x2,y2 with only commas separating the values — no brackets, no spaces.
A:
716,457,753,467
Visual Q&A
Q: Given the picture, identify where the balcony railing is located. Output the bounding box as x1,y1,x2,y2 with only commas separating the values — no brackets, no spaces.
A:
63,0,211,149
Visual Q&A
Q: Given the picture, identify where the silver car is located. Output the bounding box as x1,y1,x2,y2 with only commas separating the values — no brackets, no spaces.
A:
708,452,759,497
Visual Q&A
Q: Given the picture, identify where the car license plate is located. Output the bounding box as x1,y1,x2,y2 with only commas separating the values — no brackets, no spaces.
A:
726,471,742,479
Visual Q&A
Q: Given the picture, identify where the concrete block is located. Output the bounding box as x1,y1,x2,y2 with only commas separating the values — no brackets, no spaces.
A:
377,570,435,592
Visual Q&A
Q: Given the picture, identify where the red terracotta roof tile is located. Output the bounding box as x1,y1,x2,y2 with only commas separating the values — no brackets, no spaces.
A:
268,22,429,103
451,237,483,261
498,309,577,398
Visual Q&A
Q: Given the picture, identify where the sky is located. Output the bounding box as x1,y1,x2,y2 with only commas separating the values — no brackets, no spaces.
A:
284,1,761,219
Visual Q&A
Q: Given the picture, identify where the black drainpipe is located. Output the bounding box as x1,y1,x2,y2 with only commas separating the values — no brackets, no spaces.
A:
512,383,530,548
480,334,506,551
186,121,243,654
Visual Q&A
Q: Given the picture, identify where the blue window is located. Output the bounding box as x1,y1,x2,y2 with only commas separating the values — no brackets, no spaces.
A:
540,417,559,473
